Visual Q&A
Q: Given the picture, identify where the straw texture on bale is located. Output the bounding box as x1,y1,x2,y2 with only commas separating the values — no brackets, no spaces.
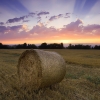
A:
17,49,66,90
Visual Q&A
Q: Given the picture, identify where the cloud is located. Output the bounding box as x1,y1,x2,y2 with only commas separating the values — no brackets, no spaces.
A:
37,20,41,23
6,11,48,24
0,22,4,25
24,12,35,18
0,25,24,34
29,23,58,36
49,16,57,21
29,12,35,15
84,24,100,32
0,26,8,33
58,19,100,40
58,14,63,18
4,12,70,25
29,12,35,17
30,32,38,36
6,16,26,23
0,25,30,40
66,13,70,16
37,11,49,16
1,19,100,42
22,24,29,32
37,16,41,20
10,25,23,31
49,14,63,21
64,16,70,18
0,25,25,40
63,19,83,31
6,12,36,24
37,17,41,23
37,22,44,27
23,20,30,22
64,13,70,18
83,24,100,35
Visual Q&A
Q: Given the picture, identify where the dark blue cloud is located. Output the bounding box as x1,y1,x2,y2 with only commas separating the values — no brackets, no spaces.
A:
37,16,41,20
0,26,8,33
23,20,29,22
37,11,49,16
6,12,35,23
0,0,29,14
65,13,70,18
10,25,22,31
66,13,70,16
0,25,28,40
49,14,63,21
7,16,26,23
29,12,35,17
37,17,41,23
0,25,23,34
49,16,57,21
58,14,63,18
0,22,4,25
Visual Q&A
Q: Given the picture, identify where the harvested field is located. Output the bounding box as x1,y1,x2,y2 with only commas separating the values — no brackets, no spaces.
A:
0,49,100,100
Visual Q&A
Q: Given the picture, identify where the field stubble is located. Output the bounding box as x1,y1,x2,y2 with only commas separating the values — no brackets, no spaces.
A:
0,49,100,100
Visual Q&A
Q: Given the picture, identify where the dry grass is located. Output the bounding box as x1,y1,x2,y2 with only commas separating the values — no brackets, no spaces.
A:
47,49,100,68
0,49,100,100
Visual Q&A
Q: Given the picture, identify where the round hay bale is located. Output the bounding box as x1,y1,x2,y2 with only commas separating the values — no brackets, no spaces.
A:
17,49,66,90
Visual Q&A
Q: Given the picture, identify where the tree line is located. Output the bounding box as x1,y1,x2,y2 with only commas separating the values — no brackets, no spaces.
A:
0,42,100,49
0,42,64,49
67,44,100,49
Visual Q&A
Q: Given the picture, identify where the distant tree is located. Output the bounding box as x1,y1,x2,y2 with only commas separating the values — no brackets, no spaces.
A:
31,44,37,49
60,43,64,49
23,43,27,49
68,44,74,49
94,45,100,49
47,43,63,49
39,42,47,49
68,44,91,49
0,43,3,48
16,44,22,49
0,43,2,46
0,43,9,49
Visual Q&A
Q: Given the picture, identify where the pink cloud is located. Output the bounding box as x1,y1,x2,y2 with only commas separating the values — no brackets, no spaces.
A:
63,19,83,32
29,23,58,36
1,19,100,43
83,24,100,34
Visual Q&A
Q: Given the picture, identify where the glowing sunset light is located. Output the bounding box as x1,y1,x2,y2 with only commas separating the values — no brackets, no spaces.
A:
60,40,71,43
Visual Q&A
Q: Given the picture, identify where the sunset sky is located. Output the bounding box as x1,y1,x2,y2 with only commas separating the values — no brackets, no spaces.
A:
0,0,100,45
